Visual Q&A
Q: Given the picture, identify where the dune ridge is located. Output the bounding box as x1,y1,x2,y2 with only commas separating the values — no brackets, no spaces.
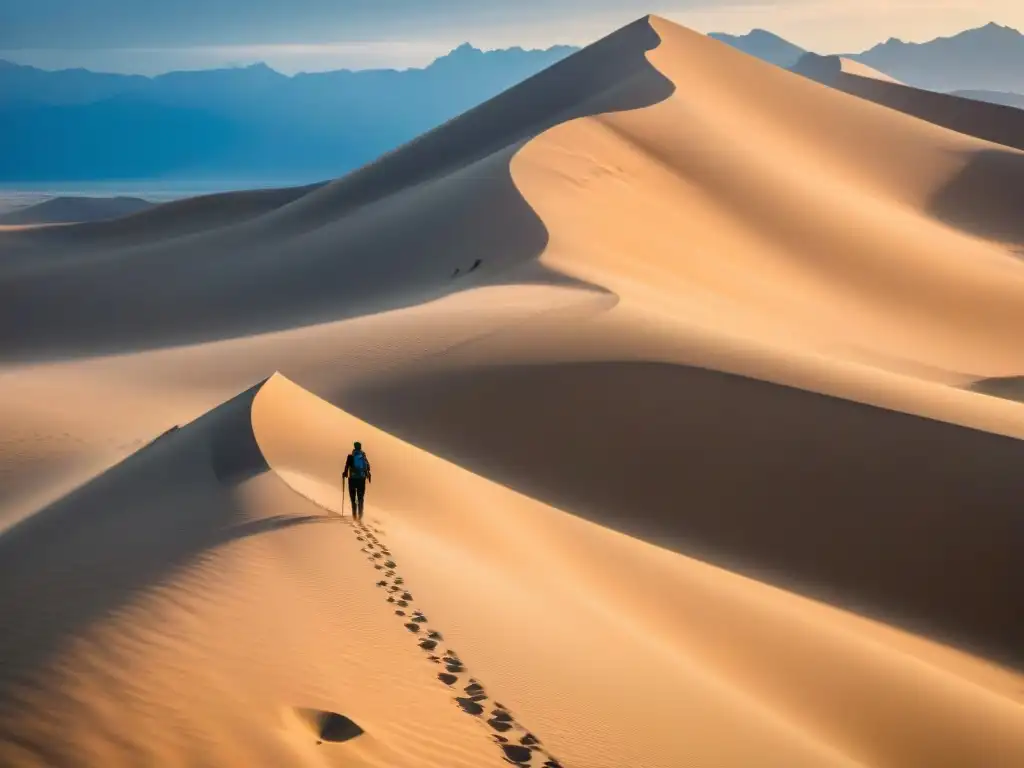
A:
793,51,1024,154
1,13,1023,768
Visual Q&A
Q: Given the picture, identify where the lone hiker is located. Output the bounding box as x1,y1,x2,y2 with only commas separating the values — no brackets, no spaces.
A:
343,441,372,520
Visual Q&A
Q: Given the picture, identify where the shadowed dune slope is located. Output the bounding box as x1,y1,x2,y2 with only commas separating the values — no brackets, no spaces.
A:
3,17,1024,370
0,19,672,360
10,182,326,247
1,13,1024,768
346,360,1024,666
507,19,1024,382
257,374,1024,768
969,376,1024,403
793,52,1024,153
0,379,501,768
0,196,154,225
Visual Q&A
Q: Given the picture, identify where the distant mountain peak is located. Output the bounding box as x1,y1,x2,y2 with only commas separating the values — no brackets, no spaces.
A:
979,21,1016,31
708,28,807,68
867,21,1021,52
427,41,578,70
948,21,1022,41
849,20,1024,94
747,28,790,41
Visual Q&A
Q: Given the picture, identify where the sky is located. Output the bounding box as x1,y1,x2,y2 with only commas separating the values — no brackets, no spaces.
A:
1,0,1022,74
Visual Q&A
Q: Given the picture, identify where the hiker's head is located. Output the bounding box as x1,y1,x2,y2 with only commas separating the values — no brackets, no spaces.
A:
354,441,362,451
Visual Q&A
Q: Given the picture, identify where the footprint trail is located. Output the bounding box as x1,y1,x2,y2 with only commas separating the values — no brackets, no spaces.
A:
354,522,564,767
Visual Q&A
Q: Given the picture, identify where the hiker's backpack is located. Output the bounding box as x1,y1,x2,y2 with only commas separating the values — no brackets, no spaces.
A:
351,451,369,479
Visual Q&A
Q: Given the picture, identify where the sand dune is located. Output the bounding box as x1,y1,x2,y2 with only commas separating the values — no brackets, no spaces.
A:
0,195,154,226
793,51,1024,156
1,13,1023,768
792,53,903,85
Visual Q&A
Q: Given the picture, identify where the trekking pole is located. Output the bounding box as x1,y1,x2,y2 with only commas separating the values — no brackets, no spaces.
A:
341,477,346,518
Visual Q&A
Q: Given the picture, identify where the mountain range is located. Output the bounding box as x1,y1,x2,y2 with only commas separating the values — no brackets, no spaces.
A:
844,23,1024,92
709,29,807,68
2,23,1022,182
0,44,576,182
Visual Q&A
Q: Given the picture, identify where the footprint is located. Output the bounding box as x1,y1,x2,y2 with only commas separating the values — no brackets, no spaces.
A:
488,718,514,733
456,697,485,716
501,744,533,764
351,517,562,767
294,708,364,744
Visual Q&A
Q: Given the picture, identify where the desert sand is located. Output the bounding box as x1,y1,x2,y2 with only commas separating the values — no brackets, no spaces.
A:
0,196,155,226
793,51,1024,157
1,14,1022,768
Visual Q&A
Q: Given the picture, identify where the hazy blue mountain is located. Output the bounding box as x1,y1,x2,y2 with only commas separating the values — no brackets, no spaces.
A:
0,60,146,106
0,98,245,180
0,44,578,182
848,23,1024,92
6,22,1023,183
709,29,807,68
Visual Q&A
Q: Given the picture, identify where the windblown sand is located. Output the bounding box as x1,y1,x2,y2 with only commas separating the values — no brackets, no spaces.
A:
1,15,1022,768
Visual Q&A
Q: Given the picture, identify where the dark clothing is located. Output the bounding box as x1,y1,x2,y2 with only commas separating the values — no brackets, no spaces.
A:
343,450,371,519
348,477,366,519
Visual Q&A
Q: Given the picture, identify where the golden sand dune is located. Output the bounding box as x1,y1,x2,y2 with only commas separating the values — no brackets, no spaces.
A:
1,14,1022,768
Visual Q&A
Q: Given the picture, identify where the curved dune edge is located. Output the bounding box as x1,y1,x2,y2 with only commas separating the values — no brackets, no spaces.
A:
2,13,1024,768
0,18,667,360
0,378,520,768
507,18,1024,384
254,372,1024,768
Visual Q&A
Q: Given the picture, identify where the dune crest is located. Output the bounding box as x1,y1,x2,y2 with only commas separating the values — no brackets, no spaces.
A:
2,13,1023,768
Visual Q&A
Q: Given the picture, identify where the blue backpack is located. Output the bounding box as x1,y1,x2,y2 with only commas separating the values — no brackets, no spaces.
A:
350,450,369,479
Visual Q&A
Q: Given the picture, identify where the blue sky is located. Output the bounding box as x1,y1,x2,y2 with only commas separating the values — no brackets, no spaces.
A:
1,0,1021,74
